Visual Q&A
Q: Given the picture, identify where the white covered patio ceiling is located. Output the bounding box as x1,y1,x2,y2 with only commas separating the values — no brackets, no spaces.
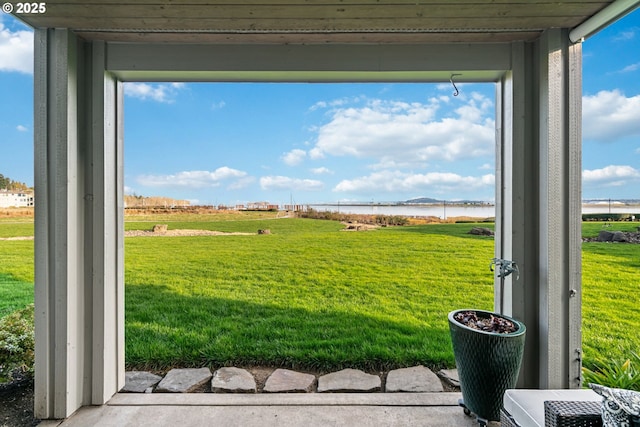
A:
13,0,627,44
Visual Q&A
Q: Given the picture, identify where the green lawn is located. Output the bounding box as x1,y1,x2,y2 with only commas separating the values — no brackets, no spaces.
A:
124,220,494,371
0,273,33,318
582,242,640,367
0,216,638,372
580,222,640,369
0,221,33,238
0,237,34,318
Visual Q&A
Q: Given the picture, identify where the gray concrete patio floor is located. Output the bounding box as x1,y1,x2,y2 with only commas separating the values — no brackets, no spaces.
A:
38,392,495,426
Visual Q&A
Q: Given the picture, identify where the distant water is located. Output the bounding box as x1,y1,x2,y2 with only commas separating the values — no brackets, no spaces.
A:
308,204,493,219
307,204,639,219
582,205,640,214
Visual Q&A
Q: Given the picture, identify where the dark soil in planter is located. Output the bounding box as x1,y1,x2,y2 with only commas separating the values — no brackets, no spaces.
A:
454,311,518,334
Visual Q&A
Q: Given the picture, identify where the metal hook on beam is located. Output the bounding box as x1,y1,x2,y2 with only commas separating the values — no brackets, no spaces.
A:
450,73,462,97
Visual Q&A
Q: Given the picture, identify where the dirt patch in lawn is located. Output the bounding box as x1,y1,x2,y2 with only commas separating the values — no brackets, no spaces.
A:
124,229,255,237
340,222,380,231
0,229,256,240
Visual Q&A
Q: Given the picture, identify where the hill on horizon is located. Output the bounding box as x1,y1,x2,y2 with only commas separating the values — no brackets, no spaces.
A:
404,197,442,204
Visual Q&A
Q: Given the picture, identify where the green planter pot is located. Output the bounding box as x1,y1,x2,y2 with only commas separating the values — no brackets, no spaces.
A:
448,309,526,423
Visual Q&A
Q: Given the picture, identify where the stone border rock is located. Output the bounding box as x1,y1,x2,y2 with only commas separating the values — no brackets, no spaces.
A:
264,369,315,393
318,369,381,393
155,368,212,393
211,367,257,393
123,371,163,393
123,366,460,395
386,366,444,392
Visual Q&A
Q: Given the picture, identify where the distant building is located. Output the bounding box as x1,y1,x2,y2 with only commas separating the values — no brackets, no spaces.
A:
0,190,34,208
123,195,190,208
245,202,279,211
283,204,306,212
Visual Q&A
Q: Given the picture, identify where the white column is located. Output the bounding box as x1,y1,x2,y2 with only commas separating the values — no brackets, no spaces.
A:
496,41,543,388
537,28,583,390
567,39,583,391
88,41,126,406
34,28,87,419
497,29,582,389
34,30,124,419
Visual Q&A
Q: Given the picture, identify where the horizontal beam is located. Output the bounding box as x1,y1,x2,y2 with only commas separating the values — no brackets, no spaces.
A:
112,70,505,83
17,16,591,31
107,43,511,82
16,0,609,4
569,0,640,42
75,31,543,44
13,0,606,34
16,2,605,20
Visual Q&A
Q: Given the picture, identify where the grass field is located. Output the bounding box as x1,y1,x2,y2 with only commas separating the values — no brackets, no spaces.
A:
581,222,640,366
0,213,638,372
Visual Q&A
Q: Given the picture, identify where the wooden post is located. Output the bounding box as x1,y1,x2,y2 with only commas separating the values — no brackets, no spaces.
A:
34,29,124,419
496,29,582,389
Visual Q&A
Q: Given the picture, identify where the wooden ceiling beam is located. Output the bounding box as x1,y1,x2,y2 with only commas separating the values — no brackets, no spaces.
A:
17,3,607,19
20,16,593,31
75,30,543,43
11,0,614,44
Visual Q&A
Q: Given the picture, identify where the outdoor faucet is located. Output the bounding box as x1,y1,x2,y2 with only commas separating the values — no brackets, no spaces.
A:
490,258,519,280
490,258,519,314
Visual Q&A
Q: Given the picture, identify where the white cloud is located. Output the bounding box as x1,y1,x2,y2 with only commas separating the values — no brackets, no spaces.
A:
309,97,354,112
211,100,226,110
260,175,324,191
309,95,494,167
281,149,307,166
613,27,638,41
124,82,185,103
137,167,253,189
309,146,325,160
0,21,33,74
583,90,640,142
366,160,406,170
16,125,28,132
436,83,453,93
310,167,333,175
620,63,640,73
583,165,640,187
479,163,493,170
334,170,495,195
309,101,327,111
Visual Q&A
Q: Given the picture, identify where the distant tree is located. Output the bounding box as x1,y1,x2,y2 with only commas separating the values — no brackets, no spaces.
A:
0,173,31,192
10,181,29,191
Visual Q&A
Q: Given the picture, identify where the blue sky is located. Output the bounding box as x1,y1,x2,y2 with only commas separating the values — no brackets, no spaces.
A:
1,11,639,206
